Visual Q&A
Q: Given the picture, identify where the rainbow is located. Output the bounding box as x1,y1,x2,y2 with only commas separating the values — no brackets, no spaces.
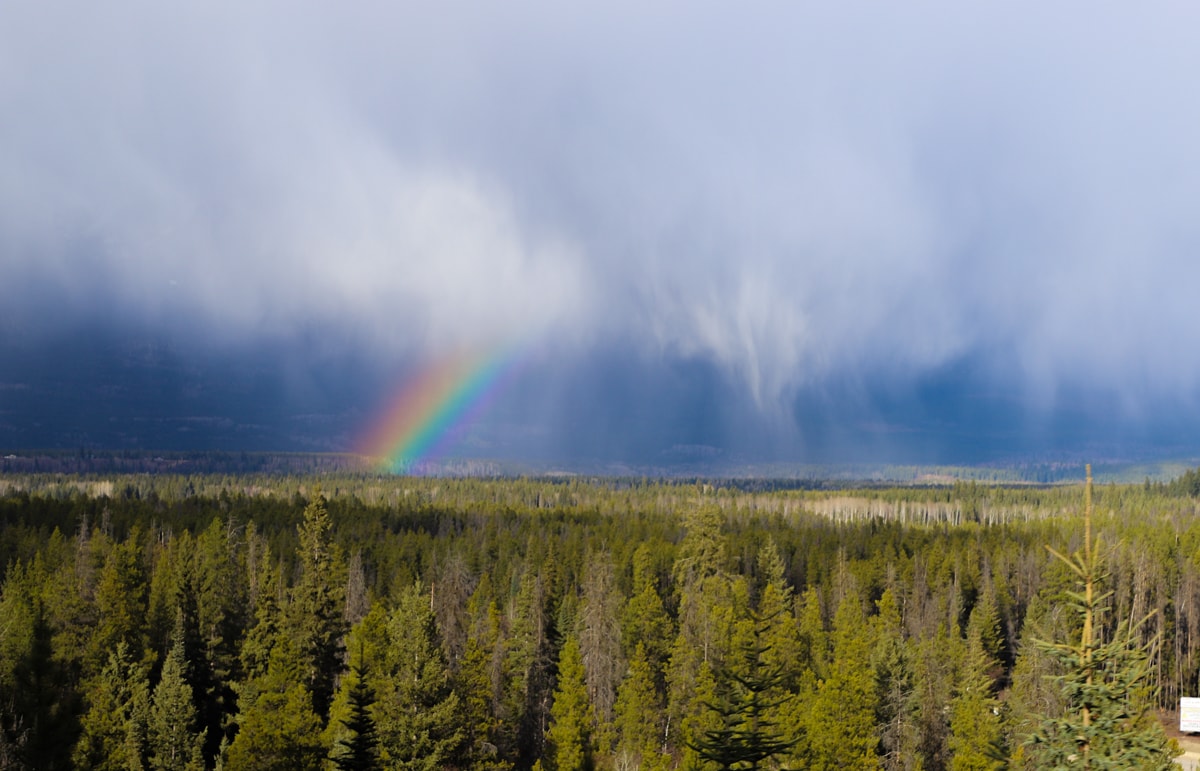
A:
357,345,526,473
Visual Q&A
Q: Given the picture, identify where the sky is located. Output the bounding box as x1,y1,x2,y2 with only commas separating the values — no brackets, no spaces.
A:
3,3,1200,468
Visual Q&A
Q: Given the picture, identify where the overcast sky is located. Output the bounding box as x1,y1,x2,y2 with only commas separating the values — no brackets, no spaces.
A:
3,3,1200,464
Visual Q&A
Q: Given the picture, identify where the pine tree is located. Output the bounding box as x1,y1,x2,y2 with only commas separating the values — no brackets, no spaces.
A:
289,485,346,722
688,607,797,771
224,631,325,771
458,598,509,771
2,558,81,771
330,660,380,771
948,630,1002,771
668,507,736,760
148,616,205,771
91,532,150,673
547,635,595,771
373,582,466,770
807,589,878,771
193,517,249,761
873,589,922,771
1026,465,1178,770
504,567,555,766
1005,596,1067,771
73,641,151,771
614,643,668,771
620,546,673,697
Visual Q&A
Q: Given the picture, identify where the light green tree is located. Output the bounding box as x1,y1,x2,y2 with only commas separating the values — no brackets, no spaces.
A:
1026,465,1178,770
73,641,151,771
806,589,878,771
547,635,595,771
373,582,465,770
224,632,325,771
614,643,668,771
948,623,1002,771
148,617,204,771
873,589,923,771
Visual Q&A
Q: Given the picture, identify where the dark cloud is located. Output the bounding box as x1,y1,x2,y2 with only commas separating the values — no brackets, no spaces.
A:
3,3,1200,462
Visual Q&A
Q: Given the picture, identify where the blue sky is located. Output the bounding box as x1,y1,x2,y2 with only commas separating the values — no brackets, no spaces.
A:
3,3,1200,466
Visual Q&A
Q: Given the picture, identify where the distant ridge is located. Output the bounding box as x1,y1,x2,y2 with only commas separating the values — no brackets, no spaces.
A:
1,449,1196,484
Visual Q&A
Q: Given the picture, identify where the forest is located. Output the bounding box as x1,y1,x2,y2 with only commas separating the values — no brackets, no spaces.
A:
0,468,1194,770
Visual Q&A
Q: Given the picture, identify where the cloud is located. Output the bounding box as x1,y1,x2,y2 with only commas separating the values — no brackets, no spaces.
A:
4,0,1200,444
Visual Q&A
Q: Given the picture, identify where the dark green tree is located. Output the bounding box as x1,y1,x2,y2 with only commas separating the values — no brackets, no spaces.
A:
2,558,80,770
688,607,797,771
289,486,346,722
330,660,380,771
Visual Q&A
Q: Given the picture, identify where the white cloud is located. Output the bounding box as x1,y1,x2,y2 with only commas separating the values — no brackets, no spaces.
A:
4,0,1200,422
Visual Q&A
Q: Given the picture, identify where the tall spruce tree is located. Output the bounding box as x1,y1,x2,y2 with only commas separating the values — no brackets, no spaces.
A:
148,616,204,771
330,660,380,771
873,589,922,771
73,641,151,771
806,589,878,771
289,485,346,722
224,632,325,771
547,635,595,771
373,582,465,770
614,643,668,771
1026,465,1178,770
948,628,1002,771
688,607,797,771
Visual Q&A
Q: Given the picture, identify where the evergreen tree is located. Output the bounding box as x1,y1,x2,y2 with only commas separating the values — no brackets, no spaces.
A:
1026,466,1178,770
373,582,466,770
668,507,736,760
677,658,720,771
577,551,622,732
2,558,80,770
948,630,1002,771
225,630,325,771
458,598,510,771
620,543,673,695
688,607,797,771
91,531,150,673
148,616,204,771
547,635,595,771
873,589,922,771
330,660,380,771
614,643,668,771
193,517,249,761
289,485,346,722
73,641,151,771
1005,596,1067,771
503,567,555,766
806,589,878,771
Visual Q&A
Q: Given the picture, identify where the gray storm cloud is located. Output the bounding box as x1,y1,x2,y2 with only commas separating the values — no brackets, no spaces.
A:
4,2,1200,419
